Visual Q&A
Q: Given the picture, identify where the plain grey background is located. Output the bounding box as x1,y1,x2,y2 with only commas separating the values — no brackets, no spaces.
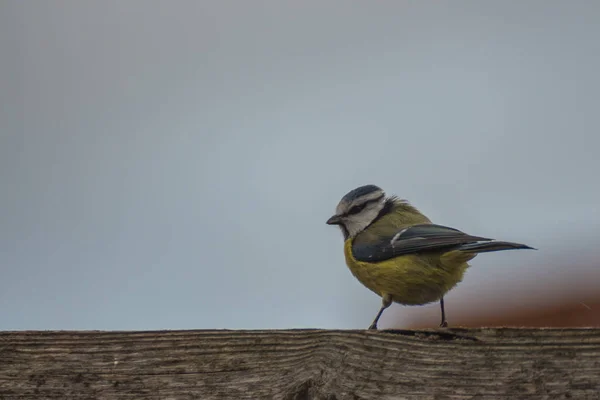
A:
1,1,599,331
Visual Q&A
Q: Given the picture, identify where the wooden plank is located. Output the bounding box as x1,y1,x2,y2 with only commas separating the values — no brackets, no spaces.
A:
1,328,599,399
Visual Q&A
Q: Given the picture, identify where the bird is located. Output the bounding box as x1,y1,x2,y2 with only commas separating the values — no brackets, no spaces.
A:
326,184,535,330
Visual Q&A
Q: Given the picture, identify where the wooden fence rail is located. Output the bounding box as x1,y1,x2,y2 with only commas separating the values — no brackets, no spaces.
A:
1,328,599,399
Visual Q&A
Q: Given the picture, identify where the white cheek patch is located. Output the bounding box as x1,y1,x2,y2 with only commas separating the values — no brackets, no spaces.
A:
344,203,383,237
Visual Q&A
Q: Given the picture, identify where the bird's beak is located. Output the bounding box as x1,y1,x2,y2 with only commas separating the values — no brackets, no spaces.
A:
326,215,342,225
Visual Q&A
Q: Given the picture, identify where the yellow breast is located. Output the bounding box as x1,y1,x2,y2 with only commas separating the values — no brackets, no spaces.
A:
343,239,470,305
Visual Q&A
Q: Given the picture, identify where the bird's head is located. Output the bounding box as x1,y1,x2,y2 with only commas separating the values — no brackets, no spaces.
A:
326,184,387,239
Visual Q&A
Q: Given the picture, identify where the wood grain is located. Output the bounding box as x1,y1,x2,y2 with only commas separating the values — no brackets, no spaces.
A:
1,328,599,399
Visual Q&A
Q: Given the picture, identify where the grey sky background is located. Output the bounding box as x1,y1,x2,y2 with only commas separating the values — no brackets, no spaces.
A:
1,1,599,331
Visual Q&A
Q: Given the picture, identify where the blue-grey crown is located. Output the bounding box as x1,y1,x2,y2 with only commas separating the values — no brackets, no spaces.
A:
341,184,383,202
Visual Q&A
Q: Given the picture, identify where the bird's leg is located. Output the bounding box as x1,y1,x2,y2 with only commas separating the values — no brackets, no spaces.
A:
368,294,392,330
439,297,448,328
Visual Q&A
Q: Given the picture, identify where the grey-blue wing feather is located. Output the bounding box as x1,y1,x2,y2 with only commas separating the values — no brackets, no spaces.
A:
352,224,493,262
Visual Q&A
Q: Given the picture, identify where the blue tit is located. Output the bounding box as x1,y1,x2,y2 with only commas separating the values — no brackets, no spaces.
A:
326,184,535,329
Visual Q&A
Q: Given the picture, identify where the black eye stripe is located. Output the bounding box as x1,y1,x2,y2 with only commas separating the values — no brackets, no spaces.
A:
348,203,366,215
344,194,385,216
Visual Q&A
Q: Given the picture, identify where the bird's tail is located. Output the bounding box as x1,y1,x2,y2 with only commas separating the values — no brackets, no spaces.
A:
457,241,536,253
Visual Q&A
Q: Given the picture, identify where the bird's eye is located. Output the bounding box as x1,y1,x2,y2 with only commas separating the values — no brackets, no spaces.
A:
348,203,366,215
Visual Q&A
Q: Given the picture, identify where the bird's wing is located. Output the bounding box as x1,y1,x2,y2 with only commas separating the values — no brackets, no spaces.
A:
352,223,492,262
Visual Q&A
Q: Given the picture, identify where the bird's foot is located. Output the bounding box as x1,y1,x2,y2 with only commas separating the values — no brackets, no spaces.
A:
368,323,378,330
439,320,448,328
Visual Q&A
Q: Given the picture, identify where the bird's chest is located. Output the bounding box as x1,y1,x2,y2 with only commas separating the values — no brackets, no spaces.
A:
343,239,385,295
342,239,466,305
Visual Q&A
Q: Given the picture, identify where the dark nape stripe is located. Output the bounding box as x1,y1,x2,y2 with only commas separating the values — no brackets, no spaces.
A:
366,198,394,228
